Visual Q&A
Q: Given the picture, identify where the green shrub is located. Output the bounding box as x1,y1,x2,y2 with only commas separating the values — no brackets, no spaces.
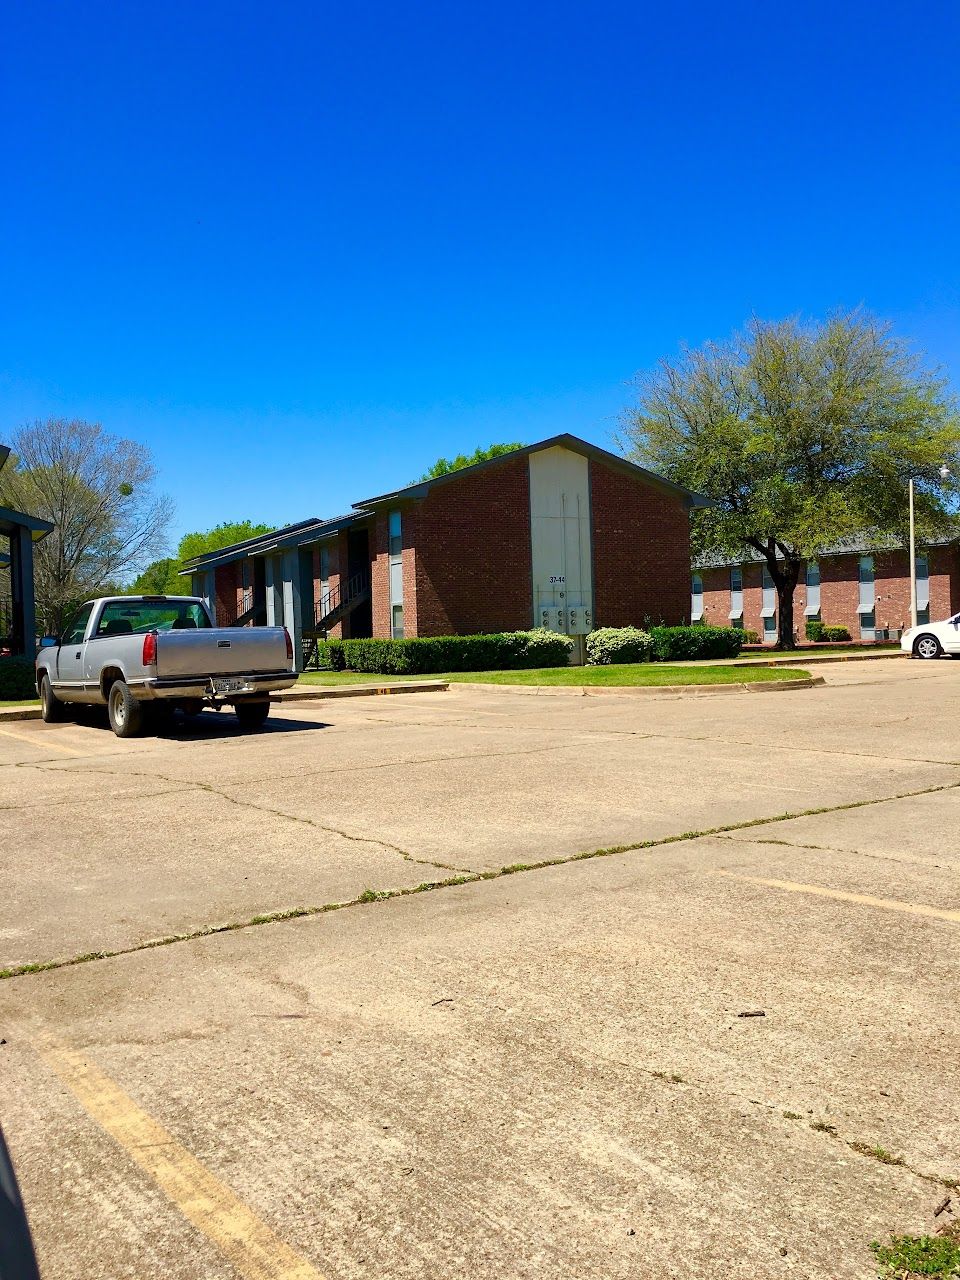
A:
586,627,653,665
520,627,575,667
0,657,38,700
733,627,760,644
336,629,573,675
805,619,825,641
648,625,743,661
313,639,345,670
819,625,851,642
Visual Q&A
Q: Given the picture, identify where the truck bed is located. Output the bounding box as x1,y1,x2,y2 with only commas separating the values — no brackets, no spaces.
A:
155,626,291,678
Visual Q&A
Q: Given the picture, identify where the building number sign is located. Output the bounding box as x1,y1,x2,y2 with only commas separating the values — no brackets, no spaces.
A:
549,575,565,584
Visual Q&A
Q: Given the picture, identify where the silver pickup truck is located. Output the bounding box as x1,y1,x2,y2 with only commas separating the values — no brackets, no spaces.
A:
35,595,297,737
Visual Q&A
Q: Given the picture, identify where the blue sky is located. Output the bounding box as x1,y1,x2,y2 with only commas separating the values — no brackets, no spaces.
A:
2,2,959,547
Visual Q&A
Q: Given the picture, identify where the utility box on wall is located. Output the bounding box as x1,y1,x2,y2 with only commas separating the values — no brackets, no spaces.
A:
529,446,593,643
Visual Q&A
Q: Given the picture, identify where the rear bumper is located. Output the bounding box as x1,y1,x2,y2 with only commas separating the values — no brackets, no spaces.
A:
138,671,298,701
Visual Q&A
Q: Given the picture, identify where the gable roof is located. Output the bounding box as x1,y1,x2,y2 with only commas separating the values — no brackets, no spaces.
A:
179,434,710,576
694,526,960,570
180,511,370,574
352,434,712,510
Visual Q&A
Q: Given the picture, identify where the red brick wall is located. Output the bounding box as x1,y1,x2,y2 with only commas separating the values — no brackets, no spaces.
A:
589,459,691,627
313,536,346,638
371,511,391,638
408,454,533,636
700,546,960,640
213,563,240,626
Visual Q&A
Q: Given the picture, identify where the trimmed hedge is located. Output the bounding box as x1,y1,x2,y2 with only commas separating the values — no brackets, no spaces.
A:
586,627,653,665
806,621,852,642
316,628,574,675
733,627,760,644
0,657,38,700
648,625,744,661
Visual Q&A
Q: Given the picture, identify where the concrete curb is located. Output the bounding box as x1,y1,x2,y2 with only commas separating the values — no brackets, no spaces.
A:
275,680,449,702
0,705,41,722
452,675,825,697
733,650,906,668
0,681,451,723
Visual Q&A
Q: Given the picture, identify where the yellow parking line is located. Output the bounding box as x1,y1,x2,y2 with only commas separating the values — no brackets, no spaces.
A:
0,726,84,755
36,1036,324,1279
717,870,960,924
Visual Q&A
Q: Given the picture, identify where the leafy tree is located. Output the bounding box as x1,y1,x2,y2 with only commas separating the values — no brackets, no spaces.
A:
127,557,183,595
419,442,525,481
620,313,960,648
128,522,273,596
0,418,173,634
177,521,273,564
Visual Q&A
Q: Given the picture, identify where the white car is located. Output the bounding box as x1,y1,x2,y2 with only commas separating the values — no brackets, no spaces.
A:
901,614,960,659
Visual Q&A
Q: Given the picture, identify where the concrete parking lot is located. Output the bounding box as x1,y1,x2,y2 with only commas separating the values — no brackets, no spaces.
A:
1,658,958,1279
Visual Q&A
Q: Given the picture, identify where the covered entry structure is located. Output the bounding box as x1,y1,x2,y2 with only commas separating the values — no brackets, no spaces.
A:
0,445,54,655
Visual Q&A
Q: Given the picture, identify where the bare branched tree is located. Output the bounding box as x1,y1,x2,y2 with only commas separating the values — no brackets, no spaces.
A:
0,418,174,634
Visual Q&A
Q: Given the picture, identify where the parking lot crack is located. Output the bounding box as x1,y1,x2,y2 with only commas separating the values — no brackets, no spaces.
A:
5,775,960,983
56,762,471,876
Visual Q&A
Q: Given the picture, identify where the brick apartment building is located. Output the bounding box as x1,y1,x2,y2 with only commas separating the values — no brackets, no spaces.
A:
184,435,708,667
692,536,960,644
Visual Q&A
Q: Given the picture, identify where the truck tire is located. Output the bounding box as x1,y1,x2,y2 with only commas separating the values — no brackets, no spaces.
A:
108,680,146,737
234,699,270,730
39,675,67,723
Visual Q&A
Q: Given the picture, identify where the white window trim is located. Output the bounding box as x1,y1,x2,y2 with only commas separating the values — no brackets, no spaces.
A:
760,605,776,618
803,602,820,616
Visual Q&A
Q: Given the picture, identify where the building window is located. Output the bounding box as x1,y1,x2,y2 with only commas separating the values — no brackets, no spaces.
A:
858,555,875,629
388,510,403,636
916,553,930,623
761,564,776,637
728,566,743,620
918,606,930,625
804,561,820,618
691,573,704,622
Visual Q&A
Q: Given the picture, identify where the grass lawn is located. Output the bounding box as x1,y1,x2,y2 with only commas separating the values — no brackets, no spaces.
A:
297,664,810,688
0,698,39,708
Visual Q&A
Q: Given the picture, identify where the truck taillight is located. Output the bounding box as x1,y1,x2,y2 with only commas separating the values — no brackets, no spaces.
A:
142,631,158,666
283,627,293,661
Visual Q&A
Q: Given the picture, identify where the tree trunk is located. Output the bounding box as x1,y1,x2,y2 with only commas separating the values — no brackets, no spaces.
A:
747,537,801,650
774,574,798,648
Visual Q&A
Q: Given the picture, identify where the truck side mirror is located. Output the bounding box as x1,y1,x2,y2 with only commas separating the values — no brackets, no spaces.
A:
38,635,59,649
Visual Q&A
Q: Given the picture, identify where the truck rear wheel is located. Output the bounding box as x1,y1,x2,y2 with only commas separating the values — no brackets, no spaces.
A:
108,680,146,738
40,675,67,723
234,699,270,730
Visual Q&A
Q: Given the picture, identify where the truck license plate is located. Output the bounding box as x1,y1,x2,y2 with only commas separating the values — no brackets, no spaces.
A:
213,677,248,694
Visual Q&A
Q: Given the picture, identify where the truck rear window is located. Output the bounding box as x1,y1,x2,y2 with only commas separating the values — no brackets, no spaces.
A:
95,601,212,636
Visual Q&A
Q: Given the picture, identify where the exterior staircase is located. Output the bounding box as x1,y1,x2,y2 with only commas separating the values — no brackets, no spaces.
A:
301,570,371,668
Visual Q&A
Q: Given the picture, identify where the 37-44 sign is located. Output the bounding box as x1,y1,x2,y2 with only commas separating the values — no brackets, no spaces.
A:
549,575,565,584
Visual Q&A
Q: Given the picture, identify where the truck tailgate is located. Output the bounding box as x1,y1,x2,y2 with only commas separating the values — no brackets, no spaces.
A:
155,628,290,678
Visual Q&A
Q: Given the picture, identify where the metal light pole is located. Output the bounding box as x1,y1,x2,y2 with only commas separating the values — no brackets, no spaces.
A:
909,477,917,631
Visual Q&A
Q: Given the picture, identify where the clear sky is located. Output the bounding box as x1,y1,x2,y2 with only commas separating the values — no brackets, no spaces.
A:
2,2,959,547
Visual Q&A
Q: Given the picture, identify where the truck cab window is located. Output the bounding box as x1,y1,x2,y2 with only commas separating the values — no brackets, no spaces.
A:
62,603,94,646
95,600,212,636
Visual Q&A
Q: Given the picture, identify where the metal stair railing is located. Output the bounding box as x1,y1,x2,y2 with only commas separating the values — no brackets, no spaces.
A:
314,570,370,634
